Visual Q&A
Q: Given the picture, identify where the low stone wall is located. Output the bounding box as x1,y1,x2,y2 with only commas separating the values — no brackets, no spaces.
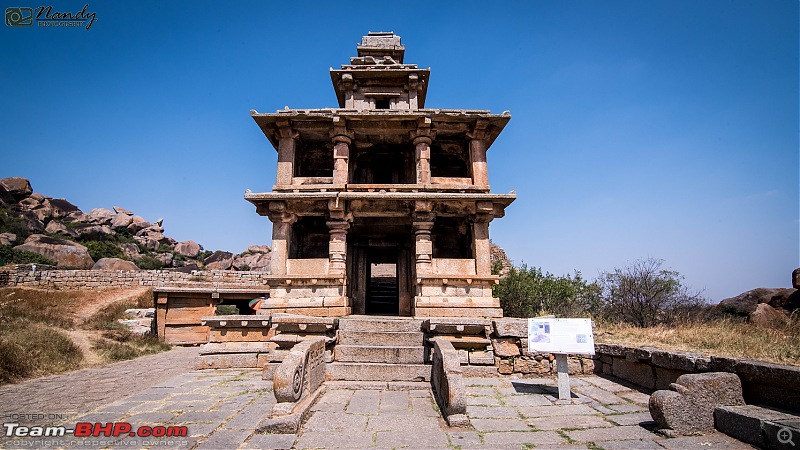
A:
0,266,270,290
594,343,800,414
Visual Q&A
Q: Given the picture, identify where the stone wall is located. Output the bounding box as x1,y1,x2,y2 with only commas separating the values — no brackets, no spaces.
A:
594,343,800,414
0,265,270,290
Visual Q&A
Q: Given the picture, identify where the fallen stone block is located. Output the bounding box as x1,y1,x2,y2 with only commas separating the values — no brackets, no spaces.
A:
649,372,745,435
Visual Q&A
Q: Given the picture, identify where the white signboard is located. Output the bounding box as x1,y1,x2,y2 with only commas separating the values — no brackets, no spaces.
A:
527,318,595,355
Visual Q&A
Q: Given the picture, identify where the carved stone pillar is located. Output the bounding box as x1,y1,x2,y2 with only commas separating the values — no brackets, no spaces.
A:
276,121,298,186
473,215,492,276
467,120,489,187
340,73,355,109
413,220,434,275
408,73,419,110
268,206,296,277
412,118,435,184
331,117,352,185
327,220,349,275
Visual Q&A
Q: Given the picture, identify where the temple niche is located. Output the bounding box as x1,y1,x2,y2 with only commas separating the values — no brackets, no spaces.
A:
246,32,515,318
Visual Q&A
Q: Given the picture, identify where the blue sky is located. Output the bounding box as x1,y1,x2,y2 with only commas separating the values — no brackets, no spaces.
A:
2,1,797,302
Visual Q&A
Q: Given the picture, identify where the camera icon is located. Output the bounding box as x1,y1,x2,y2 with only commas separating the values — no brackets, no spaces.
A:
6,7,33,27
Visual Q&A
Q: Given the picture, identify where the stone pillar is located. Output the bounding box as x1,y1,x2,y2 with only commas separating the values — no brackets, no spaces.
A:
331,118,352,185
276,121,298,186
467,121,489,187
473,216,492,276
341,73,355,109
327,220,349,275
268,209,296,277
413,220,434,275
412,119,434,184
408,73,419,110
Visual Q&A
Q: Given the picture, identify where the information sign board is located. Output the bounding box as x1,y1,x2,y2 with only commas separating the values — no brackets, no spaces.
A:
527,318,595,355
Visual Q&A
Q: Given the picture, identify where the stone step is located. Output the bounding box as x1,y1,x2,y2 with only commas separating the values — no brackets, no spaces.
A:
338,330,424,346
339,317,423,333
715,404,800,449
325,380,431,391
334,345,425,364
326,362,431,382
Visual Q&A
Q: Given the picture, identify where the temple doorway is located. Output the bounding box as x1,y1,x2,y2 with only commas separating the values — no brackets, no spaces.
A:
347,219,413,316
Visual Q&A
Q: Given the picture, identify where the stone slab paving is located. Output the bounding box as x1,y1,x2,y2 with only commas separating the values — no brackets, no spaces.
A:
1,363,757,449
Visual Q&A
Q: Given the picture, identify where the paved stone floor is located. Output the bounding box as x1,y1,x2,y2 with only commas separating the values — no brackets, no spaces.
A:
0,353,754,449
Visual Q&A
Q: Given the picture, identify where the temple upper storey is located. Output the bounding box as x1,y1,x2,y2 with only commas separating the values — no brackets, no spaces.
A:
330,32,430,110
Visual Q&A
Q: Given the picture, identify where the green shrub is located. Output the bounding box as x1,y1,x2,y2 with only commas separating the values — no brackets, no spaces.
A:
134,255,162,270
90,335,170,362
84,241,125,261
0,208,30,241
494,264,602,319
216,304,239,315
0,245,57,266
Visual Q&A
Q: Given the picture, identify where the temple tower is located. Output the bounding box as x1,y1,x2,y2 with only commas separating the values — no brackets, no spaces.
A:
247,32,515,318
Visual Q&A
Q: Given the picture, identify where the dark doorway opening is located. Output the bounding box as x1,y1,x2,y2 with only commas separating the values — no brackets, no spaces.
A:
366,249,399,315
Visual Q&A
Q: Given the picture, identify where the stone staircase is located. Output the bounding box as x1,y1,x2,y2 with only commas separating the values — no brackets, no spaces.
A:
326,317,431,382
366,277,399,315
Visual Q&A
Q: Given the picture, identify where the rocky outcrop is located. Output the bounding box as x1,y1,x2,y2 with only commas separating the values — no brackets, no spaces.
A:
93,257,139,271
14,234,94,269
0,177,32,201
0,176,272,274
717,286,799,318
793,268,800,290
205,251,234,270
489,241,511,277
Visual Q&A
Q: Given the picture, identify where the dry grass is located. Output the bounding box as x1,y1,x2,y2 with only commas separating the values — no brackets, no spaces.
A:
596,317,800,366
0,287,168,385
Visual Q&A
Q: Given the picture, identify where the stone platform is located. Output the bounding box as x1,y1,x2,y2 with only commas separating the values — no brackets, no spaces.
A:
0,351,755,449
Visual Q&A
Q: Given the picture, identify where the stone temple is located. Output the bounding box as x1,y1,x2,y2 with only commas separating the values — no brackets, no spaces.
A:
246,32,515,319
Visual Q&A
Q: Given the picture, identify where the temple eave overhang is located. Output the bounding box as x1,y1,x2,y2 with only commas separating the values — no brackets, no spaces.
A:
250,109,511,150
244,190,516,219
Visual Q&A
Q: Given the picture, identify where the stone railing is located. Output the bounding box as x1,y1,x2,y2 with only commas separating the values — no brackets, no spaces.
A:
257,337,327,434
0,266,271,290
594,343,800,414
430,337,469,427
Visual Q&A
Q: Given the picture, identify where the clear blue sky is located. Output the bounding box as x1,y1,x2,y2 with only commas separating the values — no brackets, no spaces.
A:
2,1,797,302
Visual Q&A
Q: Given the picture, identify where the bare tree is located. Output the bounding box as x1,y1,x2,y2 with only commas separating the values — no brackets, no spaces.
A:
600,258,705,327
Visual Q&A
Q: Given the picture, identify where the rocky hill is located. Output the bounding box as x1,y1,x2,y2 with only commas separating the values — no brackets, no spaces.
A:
0,177,270,271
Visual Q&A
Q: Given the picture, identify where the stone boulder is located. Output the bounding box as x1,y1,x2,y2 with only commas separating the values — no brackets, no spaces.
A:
93,257,139,271
88,207,116,224
649,372,745,435
233,252,271,272
155,252,173,267
110,213,133,228
204,251,234,270
749,303,789,328
14,234,94,269
44,221,78,238
0,233,16,246
113,206,133,216
0,177,32,200
119,243,141,259
717,288,798,315
49,198,80,218
127,216,152,233
246,244,271,254
174,240,201,258
71,224,113,240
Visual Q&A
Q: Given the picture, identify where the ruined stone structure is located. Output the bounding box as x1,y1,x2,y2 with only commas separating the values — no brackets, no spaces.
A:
246,32,515,318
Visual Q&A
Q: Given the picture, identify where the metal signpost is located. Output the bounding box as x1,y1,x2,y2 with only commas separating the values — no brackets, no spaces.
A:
527,318,595,400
